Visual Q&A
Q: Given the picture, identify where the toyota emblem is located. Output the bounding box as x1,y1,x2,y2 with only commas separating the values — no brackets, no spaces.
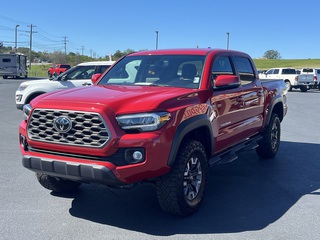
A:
53,116,72,133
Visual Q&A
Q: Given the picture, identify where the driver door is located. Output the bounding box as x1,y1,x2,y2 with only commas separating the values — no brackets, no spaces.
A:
210,56,244,153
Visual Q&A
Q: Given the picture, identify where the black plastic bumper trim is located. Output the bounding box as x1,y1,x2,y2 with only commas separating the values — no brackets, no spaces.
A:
22,155,125,186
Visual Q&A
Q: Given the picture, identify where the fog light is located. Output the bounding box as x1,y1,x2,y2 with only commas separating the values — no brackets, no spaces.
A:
20,134,28,151
133,151,143,161
124,148,145,164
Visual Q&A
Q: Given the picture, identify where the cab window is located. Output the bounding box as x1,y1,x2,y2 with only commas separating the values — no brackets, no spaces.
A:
211,56,234,83
234,57,255,84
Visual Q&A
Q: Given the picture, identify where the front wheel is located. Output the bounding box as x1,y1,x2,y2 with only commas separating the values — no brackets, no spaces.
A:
285,80,292,91
36,173,81,193
256,114,281,159
156,140,208,216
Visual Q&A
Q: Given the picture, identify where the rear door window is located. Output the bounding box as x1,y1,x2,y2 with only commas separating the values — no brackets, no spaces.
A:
234,57,255,84
282,69,296,74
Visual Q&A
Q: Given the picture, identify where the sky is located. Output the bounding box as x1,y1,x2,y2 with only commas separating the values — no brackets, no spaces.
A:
0,0,319,59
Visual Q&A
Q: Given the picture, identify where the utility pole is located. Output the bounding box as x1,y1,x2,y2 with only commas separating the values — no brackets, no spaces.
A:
226,32,230,50
155,31,159,49
64,36,67,55
15,24,19,52
81,46,84,56
27,24,37,69
63,36,68,62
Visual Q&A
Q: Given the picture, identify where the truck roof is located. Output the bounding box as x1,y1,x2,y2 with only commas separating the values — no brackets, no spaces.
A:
77,61,115,66
0,52,26,56
129,48,248,56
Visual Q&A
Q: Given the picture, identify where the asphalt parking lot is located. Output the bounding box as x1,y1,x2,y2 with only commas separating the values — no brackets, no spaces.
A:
1,77,319,240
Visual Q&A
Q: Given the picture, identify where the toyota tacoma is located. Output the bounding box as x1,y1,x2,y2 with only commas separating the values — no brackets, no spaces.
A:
19,49,288,216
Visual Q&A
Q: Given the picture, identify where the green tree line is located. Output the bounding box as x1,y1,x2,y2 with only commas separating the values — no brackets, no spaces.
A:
0,46,137,66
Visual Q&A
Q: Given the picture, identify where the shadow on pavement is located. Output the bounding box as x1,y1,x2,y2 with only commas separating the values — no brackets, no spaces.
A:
60,141,319,236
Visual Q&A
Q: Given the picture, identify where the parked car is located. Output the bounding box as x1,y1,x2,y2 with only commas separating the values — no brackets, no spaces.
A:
259,68,299,91
295,73,315,92
299,68,320,89
0,53,28,79
19,48,288,216
47,64,71,78
15,61,115,110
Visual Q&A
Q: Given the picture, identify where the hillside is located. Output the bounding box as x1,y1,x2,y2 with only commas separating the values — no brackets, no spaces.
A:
253,58,320,70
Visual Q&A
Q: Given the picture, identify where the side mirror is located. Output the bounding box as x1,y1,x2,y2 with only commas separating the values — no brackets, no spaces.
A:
91,73,102,84
214,75,240,88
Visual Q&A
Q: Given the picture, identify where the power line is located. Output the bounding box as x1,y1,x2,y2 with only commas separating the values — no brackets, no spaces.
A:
0,14,94,57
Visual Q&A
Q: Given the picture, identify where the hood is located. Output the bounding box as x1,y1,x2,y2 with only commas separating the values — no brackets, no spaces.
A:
32,85,199,114
19,78,52,86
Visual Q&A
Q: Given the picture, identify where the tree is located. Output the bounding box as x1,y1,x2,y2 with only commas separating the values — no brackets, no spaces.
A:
263,50,281,59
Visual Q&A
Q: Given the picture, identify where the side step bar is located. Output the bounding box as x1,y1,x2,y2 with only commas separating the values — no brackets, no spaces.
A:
209,135,263,166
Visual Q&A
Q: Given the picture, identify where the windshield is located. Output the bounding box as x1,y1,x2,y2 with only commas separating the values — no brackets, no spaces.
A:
53,65,96,80
98,55,205,89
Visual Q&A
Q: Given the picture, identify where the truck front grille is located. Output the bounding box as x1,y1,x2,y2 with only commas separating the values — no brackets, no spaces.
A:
27,109,110,148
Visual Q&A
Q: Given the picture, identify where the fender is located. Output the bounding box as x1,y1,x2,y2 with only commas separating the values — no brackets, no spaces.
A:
26,91,46,104
167,114,214,167
264,94,284,127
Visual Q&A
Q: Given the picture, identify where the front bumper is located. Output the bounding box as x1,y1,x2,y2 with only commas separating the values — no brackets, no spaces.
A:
22,155,125,186
15,93,24,110
16,103,24,110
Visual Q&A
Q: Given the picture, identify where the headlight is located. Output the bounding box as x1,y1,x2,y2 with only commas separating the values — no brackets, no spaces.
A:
23,104,32,120
18,84,29,91
116,112,171,132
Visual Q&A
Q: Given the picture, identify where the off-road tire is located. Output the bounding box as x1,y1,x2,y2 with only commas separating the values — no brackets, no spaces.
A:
156,140,208,216
256,113,281,159
36,173,81,193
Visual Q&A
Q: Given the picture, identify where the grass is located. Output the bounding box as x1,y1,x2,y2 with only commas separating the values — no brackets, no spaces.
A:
253,58,320,70
28,64,51,77
27,59,320,77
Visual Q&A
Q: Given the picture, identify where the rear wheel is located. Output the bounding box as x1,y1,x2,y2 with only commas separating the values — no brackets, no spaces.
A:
36,173,81,193
300,86,308,92
156,140,208,216
256,114,281,159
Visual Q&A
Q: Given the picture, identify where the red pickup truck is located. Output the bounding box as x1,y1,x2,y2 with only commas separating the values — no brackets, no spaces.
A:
47,64,71,78
20,49,288,216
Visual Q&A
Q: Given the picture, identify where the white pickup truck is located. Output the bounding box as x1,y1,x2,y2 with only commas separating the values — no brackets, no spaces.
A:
259,67,314,92
298,68,320,90
15,61,115,110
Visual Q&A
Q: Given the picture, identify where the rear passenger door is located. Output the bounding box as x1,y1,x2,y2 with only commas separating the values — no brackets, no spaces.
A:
234,56,264,137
